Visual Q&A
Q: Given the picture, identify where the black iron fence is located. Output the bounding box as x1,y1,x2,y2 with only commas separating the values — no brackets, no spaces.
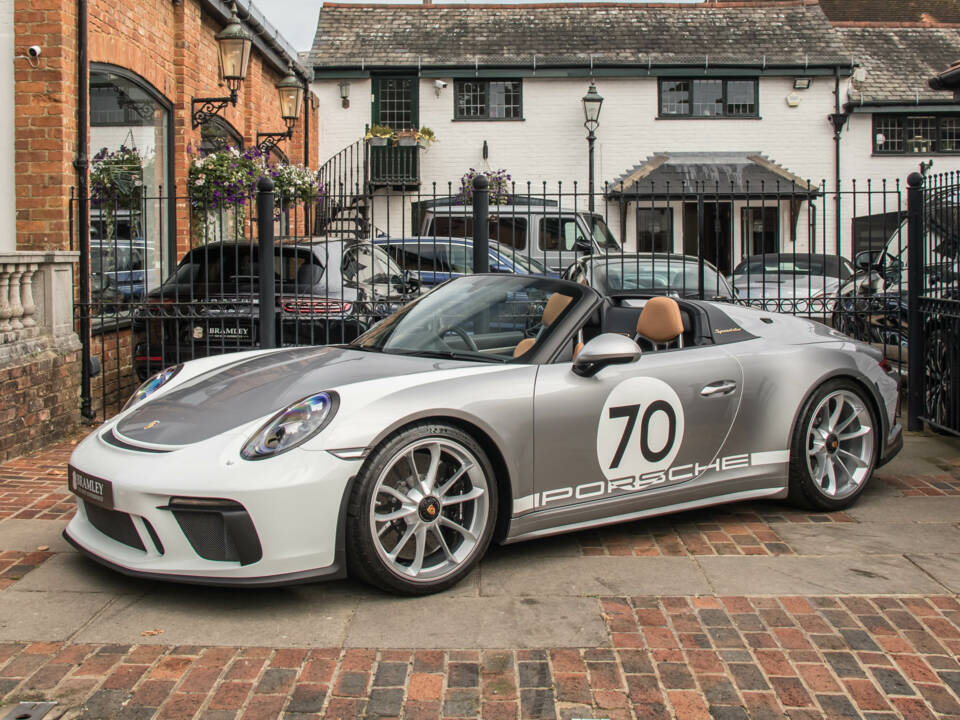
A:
72,171,957,434
910,171,960,435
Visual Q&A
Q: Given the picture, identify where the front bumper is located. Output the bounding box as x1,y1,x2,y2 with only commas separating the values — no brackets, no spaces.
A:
64,424,358,585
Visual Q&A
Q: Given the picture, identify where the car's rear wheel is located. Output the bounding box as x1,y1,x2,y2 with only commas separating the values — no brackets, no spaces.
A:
788,380,877,511
346,423,497,595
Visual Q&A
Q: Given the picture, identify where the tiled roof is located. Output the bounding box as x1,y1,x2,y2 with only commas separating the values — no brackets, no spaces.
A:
839,26,960,105
607,152,817,196
307,2,851,69
819,0,960,26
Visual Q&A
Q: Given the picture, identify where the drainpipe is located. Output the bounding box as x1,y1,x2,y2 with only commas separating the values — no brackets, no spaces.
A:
75,0,93,419
827,69,849,254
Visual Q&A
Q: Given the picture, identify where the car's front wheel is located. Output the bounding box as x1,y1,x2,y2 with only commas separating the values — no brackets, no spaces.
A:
346,423,498,595
788,380,877,511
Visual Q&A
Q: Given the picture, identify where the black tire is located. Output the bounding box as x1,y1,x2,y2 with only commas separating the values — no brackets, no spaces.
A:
346,422,498,595
788,379,878,511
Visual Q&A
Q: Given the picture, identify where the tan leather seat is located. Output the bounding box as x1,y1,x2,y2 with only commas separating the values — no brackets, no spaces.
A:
513,292,572,357
635,296,684,347
541,292,571,327
513,338,536,358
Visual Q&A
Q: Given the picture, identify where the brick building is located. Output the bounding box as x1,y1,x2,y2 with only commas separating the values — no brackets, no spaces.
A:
2,0,318,460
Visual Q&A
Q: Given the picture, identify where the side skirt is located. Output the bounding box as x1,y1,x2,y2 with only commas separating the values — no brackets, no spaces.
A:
503,486,786,544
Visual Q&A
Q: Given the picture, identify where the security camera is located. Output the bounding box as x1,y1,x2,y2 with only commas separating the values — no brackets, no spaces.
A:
27,46,40,59
434,80,448,90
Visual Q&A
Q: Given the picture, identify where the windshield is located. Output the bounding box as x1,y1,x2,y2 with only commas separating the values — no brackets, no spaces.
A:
733,255,848,279
343,243,404,287
352,275,583,362
589,216,620,250
589,257,732,298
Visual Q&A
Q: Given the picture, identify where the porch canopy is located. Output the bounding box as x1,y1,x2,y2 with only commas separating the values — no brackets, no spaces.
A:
606,152,819,200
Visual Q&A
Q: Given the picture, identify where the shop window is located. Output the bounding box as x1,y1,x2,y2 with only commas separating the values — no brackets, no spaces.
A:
199,117,243,154
89,65,173,291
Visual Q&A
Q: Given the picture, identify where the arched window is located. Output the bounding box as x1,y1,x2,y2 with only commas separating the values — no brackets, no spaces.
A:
200,117,243,154
89,64,174,281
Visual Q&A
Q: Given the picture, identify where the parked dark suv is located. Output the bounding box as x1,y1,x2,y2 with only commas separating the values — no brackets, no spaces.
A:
133,239,415,380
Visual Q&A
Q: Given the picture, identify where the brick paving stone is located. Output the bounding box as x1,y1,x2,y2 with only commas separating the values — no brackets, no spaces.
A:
5,443,960,719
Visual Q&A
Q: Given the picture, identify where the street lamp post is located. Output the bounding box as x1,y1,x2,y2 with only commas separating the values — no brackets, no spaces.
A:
582,82,603,214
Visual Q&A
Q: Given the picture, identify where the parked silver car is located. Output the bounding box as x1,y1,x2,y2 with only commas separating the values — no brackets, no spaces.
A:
419,204,620,272
732,253,855,316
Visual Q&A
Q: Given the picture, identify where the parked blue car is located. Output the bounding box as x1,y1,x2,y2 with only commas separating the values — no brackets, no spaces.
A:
373,237,560,288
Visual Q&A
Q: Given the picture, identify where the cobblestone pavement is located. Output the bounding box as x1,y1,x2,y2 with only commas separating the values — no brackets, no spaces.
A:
0,431,958,719
3,595,960,719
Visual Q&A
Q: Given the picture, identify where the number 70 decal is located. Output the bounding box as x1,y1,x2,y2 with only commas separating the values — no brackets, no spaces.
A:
597,378,685,480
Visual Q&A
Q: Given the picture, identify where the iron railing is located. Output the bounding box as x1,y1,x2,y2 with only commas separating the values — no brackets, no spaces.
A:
73,174,934,423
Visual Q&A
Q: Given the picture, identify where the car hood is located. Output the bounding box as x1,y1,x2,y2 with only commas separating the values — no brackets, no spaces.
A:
117,346,478,446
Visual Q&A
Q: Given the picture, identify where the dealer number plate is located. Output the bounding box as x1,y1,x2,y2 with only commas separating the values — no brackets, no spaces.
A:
68,465,114,509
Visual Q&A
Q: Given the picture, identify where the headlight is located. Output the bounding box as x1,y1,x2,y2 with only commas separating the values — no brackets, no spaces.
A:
241,391,339,460
123,365,182,410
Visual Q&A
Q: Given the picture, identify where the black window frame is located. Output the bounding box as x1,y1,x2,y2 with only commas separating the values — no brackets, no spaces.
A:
658,78,759,119
454,79,523,121
872,114,960,155
635,207,673,253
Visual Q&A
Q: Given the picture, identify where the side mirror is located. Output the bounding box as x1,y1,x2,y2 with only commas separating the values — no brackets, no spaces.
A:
574,239,593,254
572,334,642,377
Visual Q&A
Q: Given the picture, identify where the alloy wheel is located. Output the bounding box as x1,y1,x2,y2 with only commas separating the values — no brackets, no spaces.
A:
805,390,875,500
369,438,489,583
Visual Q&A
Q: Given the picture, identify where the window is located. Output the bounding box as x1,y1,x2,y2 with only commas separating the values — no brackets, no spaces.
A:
428,215,528,250
636,208,672,253
741,207,779,256
199,117,242,154
659,79,757,118
455,80,522,120
873,114,960,154
90,66,173,293
539,217,588,251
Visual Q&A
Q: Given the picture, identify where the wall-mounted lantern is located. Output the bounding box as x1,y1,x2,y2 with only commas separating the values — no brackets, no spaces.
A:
339,80,351,109
257,65,305,155
191,3,252,129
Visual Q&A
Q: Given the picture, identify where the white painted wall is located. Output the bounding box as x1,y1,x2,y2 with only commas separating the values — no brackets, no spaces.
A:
0,0,15,252
313,73,960,260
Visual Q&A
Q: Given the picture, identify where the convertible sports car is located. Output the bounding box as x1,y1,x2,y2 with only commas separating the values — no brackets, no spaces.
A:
65,274,902,594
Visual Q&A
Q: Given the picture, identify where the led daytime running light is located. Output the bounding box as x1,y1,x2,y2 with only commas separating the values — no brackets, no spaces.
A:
241,391,339,460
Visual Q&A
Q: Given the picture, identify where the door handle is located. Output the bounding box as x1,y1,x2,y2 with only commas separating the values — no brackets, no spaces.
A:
701,380,737,397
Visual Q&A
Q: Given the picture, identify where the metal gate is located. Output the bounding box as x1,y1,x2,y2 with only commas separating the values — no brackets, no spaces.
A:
908,171,960,435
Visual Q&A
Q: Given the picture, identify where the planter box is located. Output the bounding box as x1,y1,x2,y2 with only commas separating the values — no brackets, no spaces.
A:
367,137,389,147
397,136,418,147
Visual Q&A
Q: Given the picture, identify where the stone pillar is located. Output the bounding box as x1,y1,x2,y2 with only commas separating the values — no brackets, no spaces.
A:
0,0,14,252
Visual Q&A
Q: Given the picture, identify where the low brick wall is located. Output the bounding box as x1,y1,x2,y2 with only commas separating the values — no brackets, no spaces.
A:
0,337,82,463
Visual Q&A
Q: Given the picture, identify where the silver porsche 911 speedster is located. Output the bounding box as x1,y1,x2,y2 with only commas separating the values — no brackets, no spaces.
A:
65,274,902,594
